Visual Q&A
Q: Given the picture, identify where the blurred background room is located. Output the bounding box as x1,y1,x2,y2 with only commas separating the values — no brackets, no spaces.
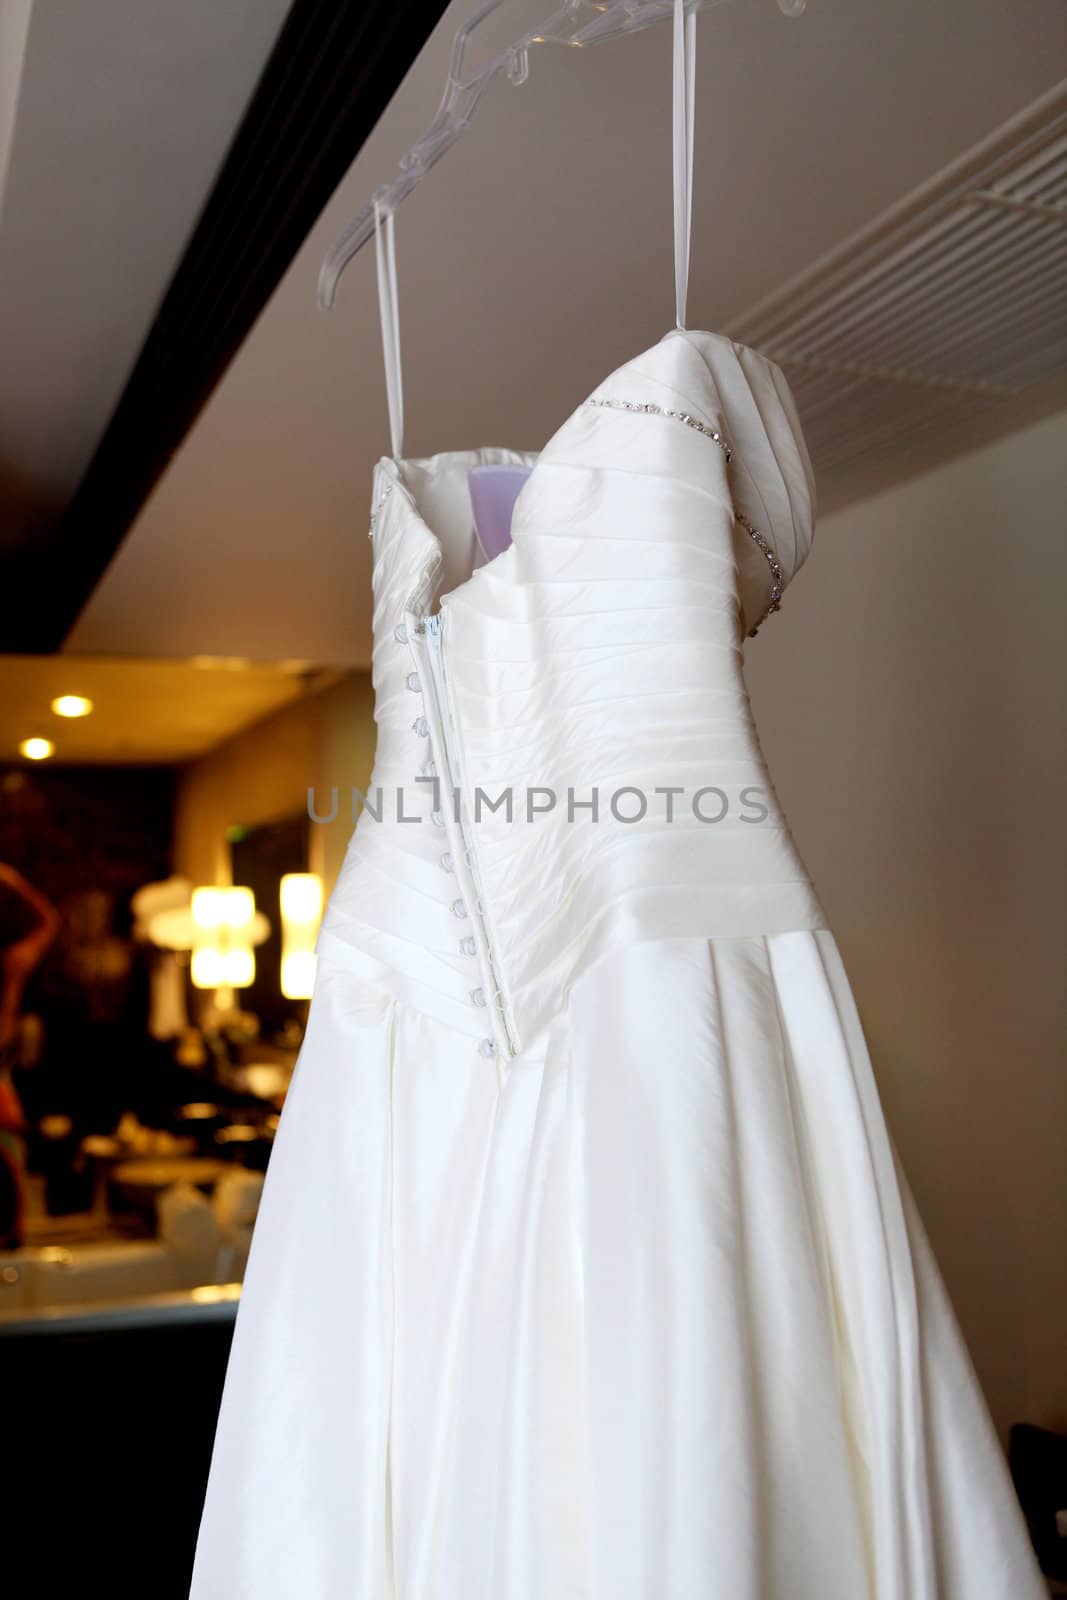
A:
1,0,1065,1594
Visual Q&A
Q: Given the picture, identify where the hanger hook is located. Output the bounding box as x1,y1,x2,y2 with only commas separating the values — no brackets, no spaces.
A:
506,46,529,86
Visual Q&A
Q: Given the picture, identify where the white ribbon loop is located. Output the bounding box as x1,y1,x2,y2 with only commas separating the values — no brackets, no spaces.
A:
672,0,697,330
373,194,404,461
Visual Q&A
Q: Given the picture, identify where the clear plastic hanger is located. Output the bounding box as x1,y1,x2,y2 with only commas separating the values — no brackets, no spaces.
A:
318,0,806,311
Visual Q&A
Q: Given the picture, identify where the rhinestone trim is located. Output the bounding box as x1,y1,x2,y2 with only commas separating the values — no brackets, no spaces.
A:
368,480,395,540
586,392,784,637
736,510,784,638
586,396,732,462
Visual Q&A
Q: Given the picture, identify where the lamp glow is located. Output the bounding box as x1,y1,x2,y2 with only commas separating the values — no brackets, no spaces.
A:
222,946,256,987
225,887,255,928
280,873,323,1000
281,950,317,998
19,737,54,761
192,887,226,930
51,695,93,718
191,946,226,988
280,873,323,924
191,885,259,990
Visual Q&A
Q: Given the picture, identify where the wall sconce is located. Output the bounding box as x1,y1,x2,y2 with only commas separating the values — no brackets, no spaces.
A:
18,736,54,760
51,695,94,718
191,886,268,991
279,873,323,1000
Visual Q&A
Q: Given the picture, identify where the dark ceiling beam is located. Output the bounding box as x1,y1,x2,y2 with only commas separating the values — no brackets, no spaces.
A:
9,0,449,654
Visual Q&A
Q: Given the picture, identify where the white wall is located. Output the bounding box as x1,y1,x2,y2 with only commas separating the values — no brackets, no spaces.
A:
746,411,1067,1442
173,673,375,897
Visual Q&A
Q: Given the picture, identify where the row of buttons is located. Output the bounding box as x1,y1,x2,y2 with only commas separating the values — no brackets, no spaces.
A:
402,613,497,1062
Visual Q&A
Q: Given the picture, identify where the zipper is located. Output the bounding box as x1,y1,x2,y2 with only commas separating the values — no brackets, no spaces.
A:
417,608,518,1068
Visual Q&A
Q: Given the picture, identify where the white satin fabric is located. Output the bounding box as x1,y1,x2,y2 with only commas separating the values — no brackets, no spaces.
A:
315,329,825,1056
189,328,1045,1598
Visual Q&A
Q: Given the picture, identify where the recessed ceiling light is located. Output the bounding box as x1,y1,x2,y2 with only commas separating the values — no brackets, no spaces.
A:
51,694,93,718
19,737,55,761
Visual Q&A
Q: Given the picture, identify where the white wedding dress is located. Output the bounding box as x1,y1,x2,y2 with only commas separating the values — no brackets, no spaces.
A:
189,10,1046,1597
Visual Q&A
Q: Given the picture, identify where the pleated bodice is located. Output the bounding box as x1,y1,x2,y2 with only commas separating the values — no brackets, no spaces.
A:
317,328,827,1058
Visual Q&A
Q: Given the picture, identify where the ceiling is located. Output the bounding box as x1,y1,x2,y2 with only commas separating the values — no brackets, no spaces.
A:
0,0,292,553
0,655,341,765
727,81,1067,494
2,0,1065,669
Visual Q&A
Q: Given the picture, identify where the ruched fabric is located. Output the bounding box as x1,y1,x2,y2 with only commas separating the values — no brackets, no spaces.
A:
318,329,826,1053
189,327,1045,1599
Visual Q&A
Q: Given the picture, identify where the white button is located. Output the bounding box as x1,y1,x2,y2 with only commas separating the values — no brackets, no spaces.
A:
459,936,476,957
440,851,454,872
406,672,421,692
431,808,444,827
478,1038,496,1058
451,899,467,918
470,987,487,1008
394,622,408,644
412,716,429,737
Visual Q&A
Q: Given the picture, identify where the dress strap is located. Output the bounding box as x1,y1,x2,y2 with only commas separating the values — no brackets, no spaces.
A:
373,194,404,460
672,0,697,330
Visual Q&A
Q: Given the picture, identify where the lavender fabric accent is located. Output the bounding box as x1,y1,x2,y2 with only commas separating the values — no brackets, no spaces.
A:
468,464,533,561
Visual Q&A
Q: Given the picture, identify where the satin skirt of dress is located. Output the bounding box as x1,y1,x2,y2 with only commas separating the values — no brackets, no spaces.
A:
188,930,1045,1600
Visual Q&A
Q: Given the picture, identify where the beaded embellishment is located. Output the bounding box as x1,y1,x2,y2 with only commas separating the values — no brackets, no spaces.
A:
586,396,732,462
736,509,783,637
586,393,785,637
368,479,396,540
